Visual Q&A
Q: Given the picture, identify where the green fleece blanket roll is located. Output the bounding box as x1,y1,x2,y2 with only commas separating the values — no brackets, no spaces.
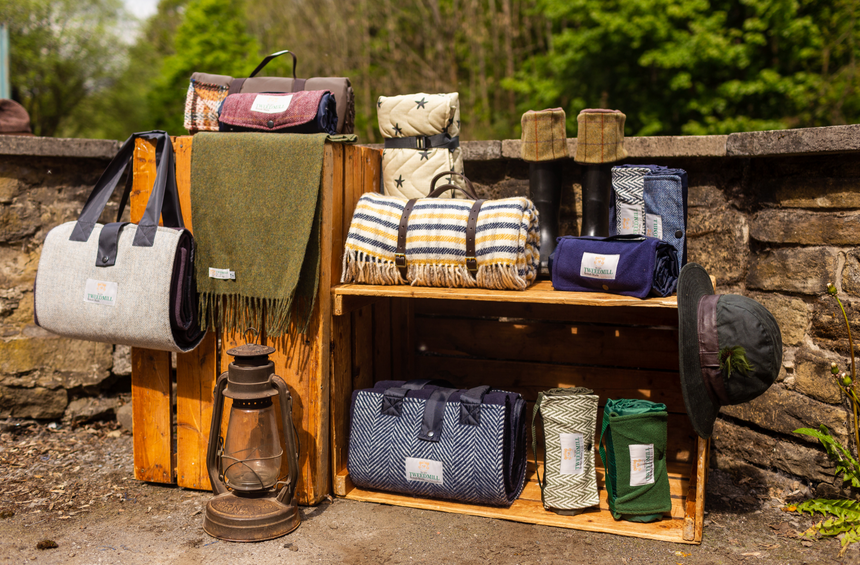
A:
191,132,332,336
599,398,671,522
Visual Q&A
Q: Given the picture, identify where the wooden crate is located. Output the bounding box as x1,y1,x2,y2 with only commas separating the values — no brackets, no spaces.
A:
330,282,709,544
130,137,382,505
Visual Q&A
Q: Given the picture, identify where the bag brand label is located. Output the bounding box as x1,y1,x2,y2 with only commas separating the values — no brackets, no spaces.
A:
645,214,663,240
559,433,585,475
251,94,292,114
580,252,620,280
84,279,118,306
629,444,656,486
405,457,443,485
209,267,235,280
618,203,643,235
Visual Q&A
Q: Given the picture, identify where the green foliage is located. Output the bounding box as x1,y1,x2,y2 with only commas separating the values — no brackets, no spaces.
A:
2,0,129,137
148,0,260,134
512,0,860,136
794,425,860,554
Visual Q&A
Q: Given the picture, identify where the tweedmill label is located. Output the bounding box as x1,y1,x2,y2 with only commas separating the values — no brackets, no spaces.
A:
405,457,443,485
580,252,620,280
84,279,118,306
209,267,236,280
628,444,656,486
559,433,585,475
251,94,292,114
645,214,663,239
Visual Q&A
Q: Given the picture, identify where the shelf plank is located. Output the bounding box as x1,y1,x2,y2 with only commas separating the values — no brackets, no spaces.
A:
333,281,678,316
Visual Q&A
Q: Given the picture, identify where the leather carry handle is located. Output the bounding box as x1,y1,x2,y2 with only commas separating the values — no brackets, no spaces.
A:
249,50,297,79
428,171,478,199
69,131,184,253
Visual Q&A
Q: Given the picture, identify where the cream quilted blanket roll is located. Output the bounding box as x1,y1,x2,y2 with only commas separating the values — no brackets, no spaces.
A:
378,92,464,199
342,192,540,290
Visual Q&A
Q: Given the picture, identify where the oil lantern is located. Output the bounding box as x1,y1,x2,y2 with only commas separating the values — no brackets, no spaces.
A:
203,342,301,542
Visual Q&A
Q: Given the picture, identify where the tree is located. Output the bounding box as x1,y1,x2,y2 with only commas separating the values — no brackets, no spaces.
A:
510,0,860,136
2,0,129,137
148,0,260,134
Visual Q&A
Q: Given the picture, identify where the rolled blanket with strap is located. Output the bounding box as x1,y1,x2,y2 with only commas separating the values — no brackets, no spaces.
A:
342,173,539,290
532,387,600,513
643,168,688,268
378,92,465,199
347,379,528,506
218,90,338,135
550,234,679,297
599,399,671,522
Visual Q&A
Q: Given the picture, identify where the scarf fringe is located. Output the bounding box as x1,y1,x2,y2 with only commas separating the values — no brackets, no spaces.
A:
341,249,531,291
198,290,305,338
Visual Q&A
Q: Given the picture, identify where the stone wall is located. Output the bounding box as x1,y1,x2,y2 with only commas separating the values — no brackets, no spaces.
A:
3,127,859,493
0,136,126,421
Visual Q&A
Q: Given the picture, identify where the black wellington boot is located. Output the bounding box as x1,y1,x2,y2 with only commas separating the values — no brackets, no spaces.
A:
529,161,563,278
580,163,612,237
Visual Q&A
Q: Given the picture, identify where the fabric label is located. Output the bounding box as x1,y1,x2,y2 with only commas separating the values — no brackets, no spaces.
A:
618,202,643,235
645,214,663,239
83,279,118,306
580,252,620,280
559,433,585,475
209,267,236,280
405,457,443,485
629,444,656,486
250,94,292,114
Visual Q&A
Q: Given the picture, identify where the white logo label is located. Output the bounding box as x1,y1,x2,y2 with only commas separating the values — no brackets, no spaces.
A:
618,203,644,235
559,433,585,475
250,94,292,114
209,267,236,280
580,252,620,280
629,444,656,486
84,279,118,306
405,457,443,485
645,214,663,239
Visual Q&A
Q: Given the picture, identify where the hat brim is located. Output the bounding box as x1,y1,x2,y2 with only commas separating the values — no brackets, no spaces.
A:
677,263,720,438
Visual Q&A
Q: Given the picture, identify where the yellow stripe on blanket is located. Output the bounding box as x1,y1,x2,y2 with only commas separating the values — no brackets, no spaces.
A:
342,192,539,290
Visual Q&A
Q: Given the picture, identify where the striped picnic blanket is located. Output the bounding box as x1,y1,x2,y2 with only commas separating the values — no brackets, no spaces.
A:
342,192,540,290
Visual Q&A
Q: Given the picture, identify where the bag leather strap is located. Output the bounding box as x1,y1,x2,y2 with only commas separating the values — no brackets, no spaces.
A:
395,172,482,281
230,50,300,95
69,131,183,265
384,133,459,151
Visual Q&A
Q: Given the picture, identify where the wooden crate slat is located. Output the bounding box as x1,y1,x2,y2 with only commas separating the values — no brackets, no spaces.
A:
333,280,678,316
175,335,217,490
130,137,173,484
335,469,693,544
416,316,680,371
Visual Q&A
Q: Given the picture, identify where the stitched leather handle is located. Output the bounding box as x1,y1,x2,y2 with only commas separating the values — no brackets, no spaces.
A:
428,171,478,199
249,50,297,79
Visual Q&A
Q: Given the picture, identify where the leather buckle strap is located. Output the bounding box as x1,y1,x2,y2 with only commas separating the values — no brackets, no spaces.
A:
465,199,485,276
384,133,459,151
395,199,418,282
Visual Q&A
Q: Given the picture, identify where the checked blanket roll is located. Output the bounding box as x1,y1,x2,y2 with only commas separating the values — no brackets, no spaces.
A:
341,192,540,290
348,380,528,506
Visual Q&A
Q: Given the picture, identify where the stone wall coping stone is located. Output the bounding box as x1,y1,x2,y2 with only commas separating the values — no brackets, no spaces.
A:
726,124,860,157
0,136,121,159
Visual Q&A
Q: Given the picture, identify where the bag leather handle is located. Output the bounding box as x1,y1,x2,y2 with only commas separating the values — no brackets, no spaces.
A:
249,50,297,79
69,131,184,250
428,171,478,200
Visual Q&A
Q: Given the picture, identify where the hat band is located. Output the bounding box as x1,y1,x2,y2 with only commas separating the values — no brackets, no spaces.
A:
697,294,730,406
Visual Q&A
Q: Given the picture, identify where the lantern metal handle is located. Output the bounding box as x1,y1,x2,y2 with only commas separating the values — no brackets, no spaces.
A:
272,376,300,505
207,372,230,495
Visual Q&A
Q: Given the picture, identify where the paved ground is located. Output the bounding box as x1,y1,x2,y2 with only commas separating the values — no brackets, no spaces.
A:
0,420,854,564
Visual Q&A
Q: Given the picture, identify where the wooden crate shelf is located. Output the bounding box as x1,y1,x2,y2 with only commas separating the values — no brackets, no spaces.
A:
330,283,708,544
130,137,382,505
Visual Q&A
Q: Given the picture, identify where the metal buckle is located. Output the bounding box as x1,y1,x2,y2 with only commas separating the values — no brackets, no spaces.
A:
466,256,478,274
394,252,406,266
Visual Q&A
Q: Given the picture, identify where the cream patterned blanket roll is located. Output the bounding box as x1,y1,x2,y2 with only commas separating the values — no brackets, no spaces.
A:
342,193,540,290
377,92,465,199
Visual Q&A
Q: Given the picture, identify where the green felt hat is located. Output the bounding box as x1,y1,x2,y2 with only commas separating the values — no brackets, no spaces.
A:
677,263,783,438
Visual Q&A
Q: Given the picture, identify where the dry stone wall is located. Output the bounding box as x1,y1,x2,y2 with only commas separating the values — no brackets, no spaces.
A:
3,127,859,493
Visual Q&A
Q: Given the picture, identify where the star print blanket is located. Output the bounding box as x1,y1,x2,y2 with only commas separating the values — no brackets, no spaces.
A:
377,92,466,199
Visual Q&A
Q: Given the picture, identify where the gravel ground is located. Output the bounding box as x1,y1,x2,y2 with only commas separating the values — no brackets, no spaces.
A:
0,420,854,564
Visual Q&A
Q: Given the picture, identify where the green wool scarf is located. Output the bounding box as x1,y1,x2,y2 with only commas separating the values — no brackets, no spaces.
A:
191,133,345,337
599,398,671,522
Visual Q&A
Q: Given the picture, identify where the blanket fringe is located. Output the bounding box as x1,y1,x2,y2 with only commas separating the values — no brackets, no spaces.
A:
341,249,532,290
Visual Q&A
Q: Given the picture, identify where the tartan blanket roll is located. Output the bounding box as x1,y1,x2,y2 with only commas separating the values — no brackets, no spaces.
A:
342,192,540,290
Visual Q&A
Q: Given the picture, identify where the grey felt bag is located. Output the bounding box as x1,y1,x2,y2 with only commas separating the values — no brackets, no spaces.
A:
34,131,206,353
